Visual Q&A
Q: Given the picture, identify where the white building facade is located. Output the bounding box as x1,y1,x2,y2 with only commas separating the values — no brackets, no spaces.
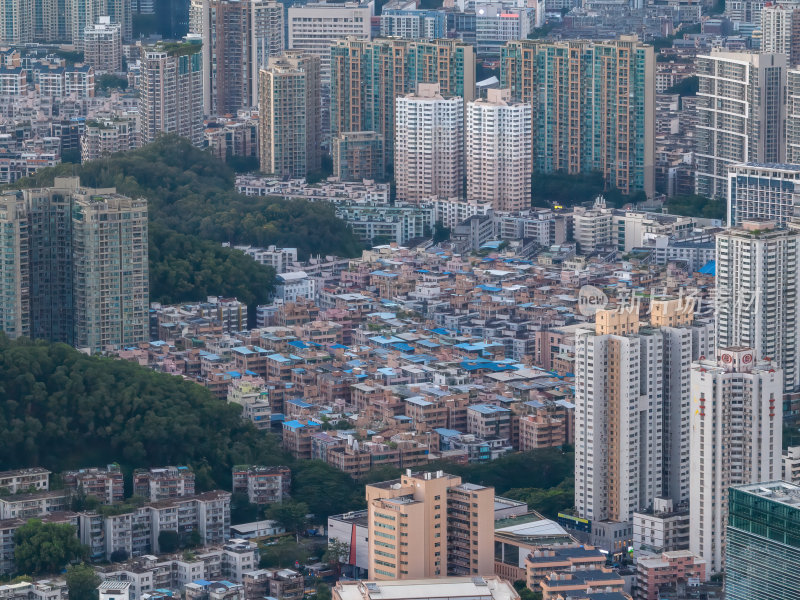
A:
689,348,783,573
394,83,464,204
466,89,531,212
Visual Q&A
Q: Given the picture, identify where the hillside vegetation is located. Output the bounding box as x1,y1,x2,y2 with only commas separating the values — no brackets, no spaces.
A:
11,137,362,310
0,335,366,517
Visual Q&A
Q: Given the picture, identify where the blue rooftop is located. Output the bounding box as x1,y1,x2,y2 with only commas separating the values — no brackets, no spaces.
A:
698,259,716,275
287,398,313,408
469,404,511,415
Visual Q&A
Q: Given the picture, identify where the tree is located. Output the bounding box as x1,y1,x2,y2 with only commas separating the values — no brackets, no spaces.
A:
309,583,332,600
66,563,100,600
0,334,287,491
187,529,203,549
513,581,542,600
665,194,725,220
13,520,88,575
323,540,350,577
109,549,128,563
267,501,309,536
433,221,450,244
95,74,128,95
664,75,699,97
158,530,180,553
259,538,310,569
231,492,259,525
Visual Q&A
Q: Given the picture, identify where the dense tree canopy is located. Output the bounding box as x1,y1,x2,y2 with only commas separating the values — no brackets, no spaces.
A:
665,194,725,220
65,563,100,600
0,335,373,513
0,335,283,485
531,171,647,208
664,75,699,97
11,136,362,311
13,520,88,575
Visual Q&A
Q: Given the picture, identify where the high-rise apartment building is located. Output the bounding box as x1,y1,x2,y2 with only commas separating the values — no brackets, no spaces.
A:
140,39,204,147
785,68,800,163
694,51,786,199
72,189,149,352
331,38,476,174
466,89,531,212
0,0,33,44
760,2,800,64
726,0,766,25
288,2,370,137
0,194,30,339
0,177,148,352
501,36,655,196
0,0,113,44
380,8,447,39
83,16,122,73
574,302,712,524
287,2,370,80
689,349,783,574
727,163,800,226
574,308,664,524
715,221,800,392
394,83,464,204
67,0,132,46
193,0,284,115
332,131,385,182
258,51,321,178
726,481,800,599
365,471,494,579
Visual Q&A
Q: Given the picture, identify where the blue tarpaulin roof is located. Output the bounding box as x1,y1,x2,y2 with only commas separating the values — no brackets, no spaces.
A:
698,260,716,275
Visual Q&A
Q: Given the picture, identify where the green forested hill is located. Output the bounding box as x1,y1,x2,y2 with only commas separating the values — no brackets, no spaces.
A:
0,335,279,488
0,335,367,517
11,137,362,309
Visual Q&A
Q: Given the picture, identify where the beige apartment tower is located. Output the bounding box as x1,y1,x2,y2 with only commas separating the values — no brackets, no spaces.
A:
258,51,321,178
140,39,204,146
365,471,494,580
82,16,122,73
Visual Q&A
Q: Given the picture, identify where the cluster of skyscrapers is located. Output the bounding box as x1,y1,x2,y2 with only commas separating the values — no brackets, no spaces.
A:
572,218,800,588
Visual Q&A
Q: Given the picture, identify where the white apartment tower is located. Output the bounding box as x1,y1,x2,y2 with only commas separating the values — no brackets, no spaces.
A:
394,83,464,204
689,348,783,573
140,40,204,146
287,2,370,136
786,69,800,163
715,221,800,392
287,2,370,80
761,3,800,64
193,0,285,114
695,51,786,199
466,88,532,212
67,0,132,46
